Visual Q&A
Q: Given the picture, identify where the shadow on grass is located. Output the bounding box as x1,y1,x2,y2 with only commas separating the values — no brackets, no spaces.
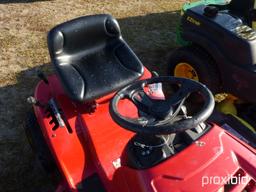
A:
0,0,50,3
118,11,180,73
0,64,56,192
0,11,180,191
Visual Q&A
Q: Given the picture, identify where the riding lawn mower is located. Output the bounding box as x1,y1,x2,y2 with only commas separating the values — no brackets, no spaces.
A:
24,14,256,191
168,0,256,138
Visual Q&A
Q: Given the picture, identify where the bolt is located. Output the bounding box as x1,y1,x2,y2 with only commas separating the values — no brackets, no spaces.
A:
195,141,205,147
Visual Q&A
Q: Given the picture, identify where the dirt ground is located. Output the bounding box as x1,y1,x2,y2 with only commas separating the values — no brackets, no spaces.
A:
0,0,185,191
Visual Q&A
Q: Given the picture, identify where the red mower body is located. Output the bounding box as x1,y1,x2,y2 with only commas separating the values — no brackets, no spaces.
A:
33,68,256,192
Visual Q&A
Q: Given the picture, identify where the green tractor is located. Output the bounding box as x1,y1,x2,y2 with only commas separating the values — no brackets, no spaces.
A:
168,0,256,136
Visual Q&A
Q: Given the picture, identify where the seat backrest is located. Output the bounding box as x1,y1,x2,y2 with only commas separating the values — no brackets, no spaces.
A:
227,0,254,25
228,0,254,15
48,14,144,102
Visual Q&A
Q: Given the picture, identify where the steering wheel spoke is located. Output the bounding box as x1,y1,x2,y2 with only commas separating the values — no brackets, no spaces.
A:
166,81,197,106
129,90,155,113
166,97,186,121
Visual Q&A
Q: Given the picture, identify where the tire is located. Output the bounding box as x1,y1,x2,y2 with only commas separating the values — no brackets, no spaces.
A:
167,45,221,93
24,110,57,174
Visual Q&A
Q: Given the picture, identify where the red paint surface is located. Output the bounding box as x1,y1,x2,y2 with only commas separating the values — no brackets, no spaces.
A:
33,68,256,192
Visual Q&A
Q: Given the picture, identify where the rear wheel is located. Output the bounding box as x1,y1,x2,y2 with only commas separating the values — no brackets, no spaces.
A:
168,46,221,93
24,110,57,174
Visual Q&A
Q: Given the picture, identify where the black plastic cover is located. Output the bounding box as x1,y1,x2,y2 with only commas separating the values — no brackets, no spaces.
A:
182,5,256,68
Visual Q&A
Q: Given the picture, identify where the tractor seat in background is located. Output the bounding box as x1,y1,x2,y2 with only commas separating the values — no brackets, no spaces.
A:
217,0,254,25
47,14,144,102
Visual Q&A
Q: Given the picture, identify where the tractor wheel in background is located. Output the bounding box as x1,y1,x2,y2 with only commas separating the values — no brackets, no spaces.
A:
167,46,221,94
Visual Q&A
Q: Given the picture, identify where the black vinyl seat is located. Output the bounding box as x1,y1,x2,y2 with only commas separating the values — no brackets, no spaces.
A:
48,14,144,102
228,0,254,24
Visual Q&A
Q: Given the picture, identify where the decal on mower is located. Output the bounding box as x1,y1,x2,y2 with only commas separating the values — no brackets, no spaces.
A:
186,16,201,26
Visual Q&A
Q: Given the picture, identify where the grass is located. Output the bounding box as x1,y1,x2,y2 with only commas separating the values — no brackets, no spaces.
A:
0,0,185,191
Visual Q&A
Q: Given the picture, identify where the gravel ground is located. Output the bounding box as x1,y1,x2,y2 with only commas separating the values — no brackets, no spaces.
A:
0,0,185,191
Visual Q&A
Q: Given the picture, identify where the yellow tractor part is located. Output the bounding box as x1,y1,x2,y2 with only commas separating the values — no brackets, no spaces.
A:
233,116,256,133
174,62,199,81
216,99,237,115
216,97,256,133
252,1,256,30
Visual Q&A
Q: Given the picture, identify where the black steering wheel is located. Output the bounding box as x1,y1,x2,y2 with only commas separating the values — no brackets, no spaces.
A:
110,76,215,135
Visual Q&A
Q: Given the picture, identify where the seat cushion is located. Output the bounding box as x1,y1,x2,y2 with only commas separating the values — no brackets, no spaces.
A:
48,14,144,102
